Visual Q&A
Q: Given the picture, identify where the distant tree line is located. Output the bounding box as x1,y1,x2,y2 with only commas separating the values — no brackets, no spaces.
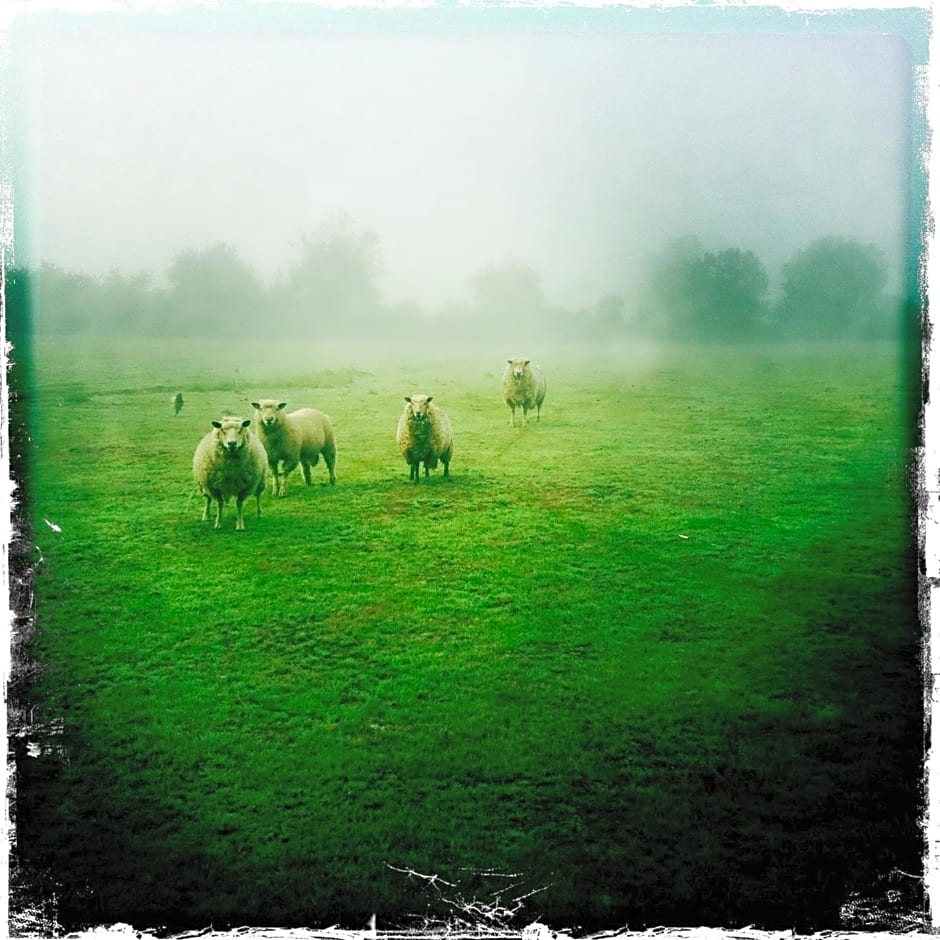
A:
636,234,901,341
5,216,395,340
3,218,907,343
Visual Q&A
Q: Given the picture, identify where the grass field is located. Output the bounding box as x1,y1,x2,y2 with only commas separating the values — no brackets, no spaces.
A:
10,334,924,932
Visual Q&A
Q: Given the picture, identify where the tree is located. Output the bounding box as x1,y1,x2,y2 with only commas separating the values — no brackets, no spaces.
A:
32,263,102,334
693,248,769,339
468,259,547,334
282,214,383,333
5,266,33,341
593,293,627,336
647,237,769,340
775,237,888,339
165,243,264,336
5,266,35,413
648,235,706,335
97,269,161,335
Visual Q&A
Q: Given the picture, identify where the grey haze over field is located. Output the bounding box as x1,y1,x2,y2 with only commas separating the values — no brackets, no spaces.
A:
8,9,916,312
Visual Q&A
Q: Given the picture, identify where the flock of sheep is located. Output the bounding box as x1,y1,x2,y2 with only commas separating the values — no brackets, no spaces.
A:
190,357,547,530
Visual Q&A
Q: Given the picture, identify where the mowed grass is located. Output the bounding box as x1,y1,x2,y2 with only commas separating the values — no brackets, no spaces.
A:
13,335,923,931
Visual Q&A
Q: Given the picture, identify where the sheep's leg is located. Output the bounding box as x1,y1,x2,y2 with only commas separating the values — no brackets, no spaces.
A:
214,496,224,530
324,447,337,484
202,494,212,522
235,495,246,531
443,460,450,479
279,458,299,496
300,460,313,485
509,405,516,427
255,487,263,517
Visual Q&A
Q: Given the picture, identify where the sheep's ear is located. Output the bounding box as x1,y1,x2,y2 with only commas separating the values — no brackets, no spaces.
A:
211,420,222,429
524,359,531,366
404,396,412,403
250,402,260,410
241,419,251,429
507,359,513,365
427,397,433,403
278,402,287,410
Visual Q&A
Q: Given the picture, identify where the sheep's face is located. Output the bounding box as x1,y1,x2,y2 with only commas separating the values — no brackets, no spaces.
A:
508,358,531,381
405,394,433,426
252,399,287,429
212,417,252,457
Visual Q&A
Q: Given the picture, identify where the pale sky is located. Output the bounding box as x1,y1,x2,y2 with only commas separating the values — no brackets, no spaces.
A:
6,5,923,311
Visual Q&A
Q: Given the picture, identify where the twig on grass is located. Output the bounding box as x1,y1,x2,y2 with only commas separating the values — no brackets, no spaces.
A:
386,863,459,892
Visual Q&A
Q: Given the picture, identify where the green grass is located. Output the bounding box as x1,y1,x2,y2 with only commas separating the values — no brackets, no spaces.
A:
12,335,923,931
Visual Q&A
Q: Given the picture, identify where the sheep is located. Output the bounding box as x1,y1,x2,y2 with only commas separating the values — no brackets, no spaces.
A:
502,358,546,427
192,416,268,531
396,394,454,483
251,399,337,497
173,392,184,415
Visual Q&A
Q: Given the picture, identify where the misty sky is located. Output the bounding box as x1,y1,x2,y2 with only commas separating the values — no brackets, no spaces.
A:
7,6,920,312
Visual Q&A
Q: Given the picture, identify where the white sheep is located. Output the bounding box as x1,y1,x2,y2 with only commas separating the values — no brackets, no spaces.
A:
192,416,268,531
251,399,337,497
396,394,454,483
502,358,547,427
